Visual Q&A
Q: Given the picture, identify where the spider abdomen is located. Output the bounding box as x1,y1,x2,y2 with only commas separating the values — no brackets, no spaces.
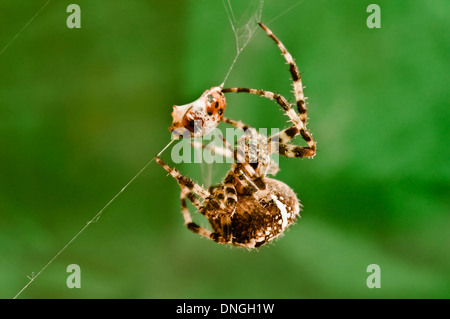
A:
210,178,301,249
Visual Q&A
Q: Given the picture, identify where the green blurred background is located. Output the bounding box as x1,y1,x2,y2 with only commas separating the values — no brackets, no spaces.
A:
1,0,449,298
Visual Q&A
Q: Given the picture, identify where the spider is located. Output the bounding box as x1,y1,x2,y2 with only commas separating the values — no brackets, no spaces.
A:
156,23,316,248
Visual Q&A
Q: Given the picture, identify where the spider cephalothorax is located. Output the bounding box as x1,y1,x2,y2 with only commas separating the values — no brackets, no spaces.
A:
157,23,316,248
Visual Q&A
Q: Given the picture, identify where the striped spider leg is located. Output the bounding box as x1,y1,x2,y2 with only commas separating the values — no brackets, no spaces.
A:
155,156,234,245
222,22,316,160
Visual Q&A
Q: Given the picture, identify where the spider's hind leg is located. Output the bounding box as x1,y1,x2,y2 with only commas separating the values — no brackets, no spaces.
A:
156,155,229,208
222,117,252,132
156,156,230,244
190,140,234,160
258,22,308,126
181,191,232,244
181,190,231,245
222,88,301,129
180,190,211,237
155,156,210,199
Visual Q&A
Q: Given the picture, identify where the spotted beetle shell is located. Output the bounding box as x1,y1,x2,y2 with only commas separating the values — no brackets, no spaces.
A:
170,86,226,138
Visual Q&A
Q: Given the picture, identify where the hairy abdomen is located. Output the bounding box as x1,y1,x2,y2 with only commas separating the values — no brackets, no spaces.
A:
230,178,300,248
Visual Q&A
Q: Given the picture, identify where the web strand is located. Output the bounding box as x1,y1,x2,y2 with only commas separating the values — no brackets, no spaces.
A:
13,139,175,299
221,0,264,86
0,0,52,57
266,0,305,25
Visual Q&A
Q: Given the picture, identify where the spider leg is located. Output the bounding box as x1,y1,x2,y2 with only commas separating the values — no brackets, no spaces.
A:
270,124,314,144
155,156,209,199
273,142,316,158
223,163,260,198
156,156,231,211
180,190,211,237
218,134,243,163
269,124,316,158
215,135,243,214
181,190,229,244
156,156,232,244
190,140,234,159
222,87,302,130
258,22,308,126
222,116,252,131
221,88,315,157
222,175,237,212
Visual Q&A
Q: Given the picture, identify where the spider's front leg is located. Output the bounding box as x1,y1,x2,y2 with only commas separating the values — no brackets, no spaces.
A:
269,126,316,159
223,22,317,159
179,190,211,237
271,141,316,158
222,87,316,158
